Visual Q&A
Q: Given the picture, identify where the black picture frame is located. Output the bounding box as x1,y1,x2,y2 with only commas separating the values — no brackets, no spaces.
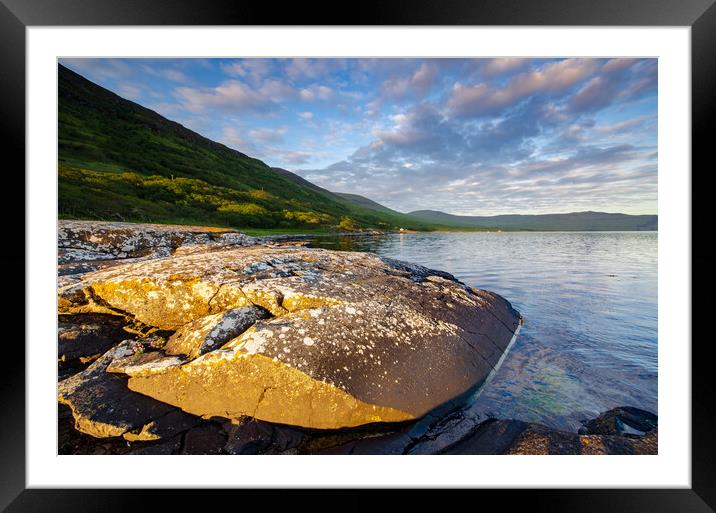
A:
2,0,713,511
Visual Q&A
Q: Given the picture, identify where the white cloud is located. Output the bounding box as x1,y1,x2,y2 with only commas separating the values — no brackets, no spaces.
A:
481,58,530,77
116,83,142,100
448,58,602,117
299,84,333,101
175,81,269,113
381,62,438,99
174,78,297,113
221,59,274,83
248,126,287,143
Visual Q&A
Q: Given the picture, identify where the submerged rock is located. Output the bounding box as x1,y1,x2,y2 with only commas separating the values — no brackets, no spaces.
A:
57,221,522,431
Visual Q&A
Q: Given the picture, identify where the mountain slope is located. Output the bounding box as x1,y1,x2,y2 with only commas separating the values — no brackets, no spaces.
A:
58,64,435,231
408,210,657,231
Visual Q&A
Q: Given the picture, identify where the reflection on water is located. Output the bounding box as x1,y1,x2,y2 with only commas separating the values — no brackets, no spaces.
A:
307,231,657,432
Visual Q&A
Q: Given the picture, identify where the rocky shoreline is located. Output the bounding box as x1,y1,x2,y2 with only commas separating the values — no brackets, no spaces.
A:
57,220,657,455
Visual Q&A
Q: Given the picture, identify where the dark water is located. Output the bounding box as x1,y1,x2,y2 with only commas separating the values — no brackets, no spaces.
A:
307,231,657,432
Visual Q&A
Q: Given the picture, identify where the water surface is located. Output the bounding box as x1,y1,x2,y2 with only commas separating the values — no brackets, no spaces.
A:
307,231,657,432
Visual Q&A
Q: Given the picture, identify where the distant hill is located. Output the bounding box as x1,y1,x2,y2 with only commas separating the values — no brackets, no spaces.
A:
332,192,400,215
57,64,437,231
407,210,657,231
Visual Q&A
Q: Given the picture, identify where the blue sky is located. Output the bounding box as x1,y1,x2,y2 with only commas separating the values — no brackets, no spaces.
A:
60,57,657,215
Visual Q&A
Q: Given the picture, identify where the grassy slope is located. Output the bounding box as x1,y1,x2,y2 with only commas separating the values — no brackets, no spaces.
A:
58,64,437,231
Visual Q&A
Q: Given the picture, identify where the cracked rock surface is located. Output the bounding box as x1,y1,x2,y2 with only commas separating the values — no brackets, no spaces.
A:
58,221,522,430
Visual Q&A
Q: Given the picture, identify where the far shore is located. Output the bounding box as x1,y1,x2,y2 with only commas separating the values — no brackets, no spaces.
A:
57,216,658,238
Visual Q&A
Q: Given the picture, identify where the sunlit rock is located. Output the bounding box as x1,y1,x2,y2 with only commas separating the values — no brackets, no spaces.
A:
57,221,522,430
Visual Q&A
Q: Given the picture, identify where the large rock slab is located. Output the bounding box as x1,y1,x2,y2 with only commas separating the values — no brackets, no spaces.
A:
58,222,521,430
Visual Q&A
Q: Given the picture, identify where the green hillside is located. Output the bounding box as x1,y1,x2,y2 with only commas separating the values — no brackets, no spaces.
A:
58,64,436,232
408,210,657,231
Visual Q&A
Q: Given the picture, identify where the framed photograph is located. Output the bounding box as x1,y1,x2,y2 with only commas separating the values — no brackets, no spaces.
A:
3,0,713,510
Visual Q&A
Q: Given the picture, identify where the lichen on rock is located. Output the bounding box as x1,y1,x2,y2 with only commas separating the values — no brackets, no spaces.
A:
57,220,522,432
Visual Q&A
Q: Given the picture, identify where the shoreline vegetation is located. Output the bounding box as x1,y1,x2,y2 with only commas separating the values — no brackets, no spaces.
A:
57,214,658,237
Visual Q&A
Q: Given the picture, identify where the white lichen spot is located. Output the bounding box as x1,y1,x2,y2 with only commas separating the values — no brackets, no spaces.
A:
303,336,315,346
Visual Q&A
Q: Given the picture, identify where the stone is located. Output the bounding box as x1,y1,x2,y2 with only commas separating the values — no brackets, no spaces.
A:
181,423,228,454
439,419,530,455
223,418,305,455
58,313,128,368
507,423,582,455
58,341,177,438
164,306,269,359
438,410,659,455
126,436,183,455
57,223,522,430
58,220,258,262
106,350,185,377
578,406,658,437
123,409,201,442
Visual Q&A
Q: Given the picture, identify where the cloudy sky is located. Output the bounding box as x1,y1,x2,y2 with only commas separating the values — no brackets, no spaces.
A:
60,58,657,215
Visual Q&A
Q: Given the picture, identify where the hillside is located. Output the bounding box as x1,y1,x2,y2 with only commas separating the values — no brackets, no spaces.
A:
408,210,657,231
58,64,436,231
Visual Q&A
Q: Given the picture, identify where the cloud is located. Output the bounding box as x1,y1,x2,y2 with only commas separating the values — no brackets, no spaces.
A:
448,58,602,118
566,58,654,115
174,78,298,113
278,150,312,165
161,68,188,82
116,83,142,100
60,58,134,80
285,58,344,80
248,126,287,143
302,138,655,215
221,59,274,83
140,64,189,83
299,84,333,101
354,98,548,170
69,57,656,215
480,58,531,77
175,81,270,113
221,126,264,157
381,62,439,100
221,126,309,166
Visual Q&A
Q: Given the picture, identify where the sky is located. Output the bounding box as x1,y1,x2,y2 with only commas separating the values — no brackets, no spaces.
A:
60,57,658,215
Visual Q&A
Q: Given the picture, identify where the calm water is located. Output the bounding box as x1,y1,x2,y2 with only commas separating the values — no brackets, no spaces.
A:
307,231,657,432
